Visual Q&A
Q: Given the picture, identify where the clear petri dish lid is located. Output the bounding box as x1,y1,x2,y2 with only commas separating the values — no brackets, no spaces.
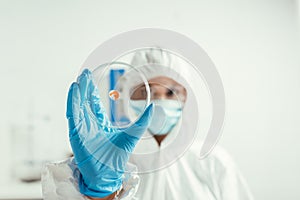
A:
89,61,151,129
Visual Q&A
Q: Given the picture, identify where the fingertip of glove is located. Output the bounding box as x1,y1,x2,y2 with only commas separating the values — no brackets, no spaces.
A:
68,82,80,95
78,69,92,80
135,103,154,125
66,82,80,117
82,68,92,75
70,82,79,89
145,103,154,115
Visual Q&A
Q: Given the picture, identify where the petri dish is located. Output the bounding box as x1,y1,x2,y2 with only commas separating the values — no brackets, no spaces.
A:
89,61,151,129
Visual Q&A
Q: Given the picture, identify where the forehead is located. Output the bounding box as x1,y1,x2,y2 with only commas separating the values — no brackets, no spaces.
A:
147,76,182,86
130,76,186,93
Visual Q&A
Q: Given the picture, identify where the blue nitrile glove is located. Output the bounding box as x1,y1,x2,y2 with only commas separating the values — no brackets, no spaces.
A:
66,69,153,198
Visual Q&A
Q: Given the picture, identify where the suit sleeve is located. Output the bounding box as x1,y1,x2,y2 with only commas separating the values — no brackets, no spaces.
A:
41,158,140,200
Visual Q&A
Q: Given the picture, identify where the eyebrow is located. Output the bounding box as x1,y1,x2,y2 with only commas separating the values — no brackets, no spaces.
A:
135,82,185,91
135,83,156,90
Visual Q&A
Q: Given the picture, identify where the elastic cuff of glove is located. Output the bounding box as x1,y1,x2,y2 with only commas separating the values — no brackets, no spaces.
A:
78,177,122,198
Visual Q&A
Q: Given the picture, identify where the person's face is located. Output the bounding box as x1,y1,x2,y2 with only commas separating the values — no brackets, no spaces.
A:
130,76,187,103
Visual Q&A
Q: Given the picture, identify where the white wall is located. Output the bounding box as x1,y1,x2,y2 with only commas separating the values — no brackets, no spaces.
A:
0,0,299,199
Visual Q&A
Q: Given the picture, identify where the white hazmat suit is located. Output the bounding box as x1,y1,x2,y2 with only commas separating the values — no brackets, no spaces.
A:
42,49,254,200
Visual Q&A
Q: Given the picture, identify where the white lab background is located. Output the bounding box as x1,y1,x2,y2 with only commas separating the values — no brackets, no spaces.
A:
0,0,299,199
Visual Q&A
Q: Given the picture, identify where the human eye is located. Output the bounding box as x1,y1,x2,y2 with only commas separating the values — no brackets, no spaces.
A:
166,88,175,97
140,87,147,98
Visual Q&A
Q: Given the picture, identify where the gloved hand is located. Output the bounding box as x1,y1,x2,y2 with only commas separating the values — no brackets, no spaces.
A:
66,69,153,198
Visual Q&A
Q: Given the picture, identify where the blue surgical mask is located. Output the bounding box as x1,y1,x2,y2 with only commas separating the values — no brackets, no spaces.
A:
130,99,183,135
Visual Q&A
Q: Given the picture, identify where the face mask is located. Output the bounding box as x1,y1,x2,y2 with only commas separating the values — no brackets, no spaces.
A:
130,99,183,135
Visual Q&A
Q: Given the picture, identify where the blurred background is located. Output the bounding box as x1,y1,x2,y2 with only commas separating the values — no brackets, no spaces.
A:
0,0,299,199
